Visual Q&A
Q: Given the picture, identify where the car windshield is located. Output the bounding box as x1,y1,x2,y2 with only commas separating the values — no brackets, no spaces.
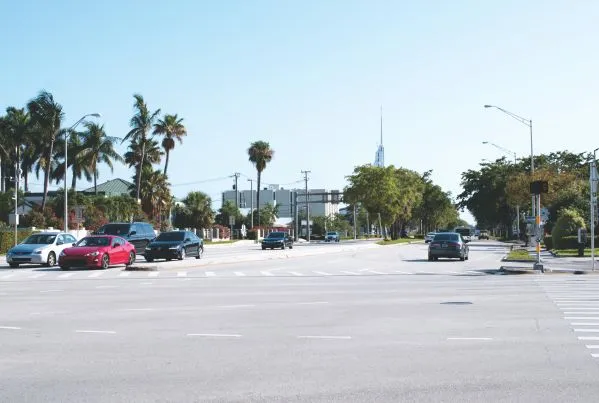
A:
267,232,285,239
433,233,460,242
327,232,337,235
156,232,185,241
22,234,56,245
77,237,110,247
96,224,130,236
455,228,471,236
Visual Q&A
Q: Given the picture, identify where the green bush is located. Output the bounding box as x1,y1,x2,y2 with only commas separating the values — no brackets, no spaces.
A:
0,229,34,254
246,230,257,240
558,236,582,250
413,234,424,239
552,208,586,249
543,235,553,250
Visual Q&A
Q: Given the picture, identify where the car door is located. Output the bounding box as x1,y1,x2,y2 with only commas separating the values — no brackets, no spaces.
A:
127,224,142,254
183,232,193,256
191,233,201,256
110,237,126,263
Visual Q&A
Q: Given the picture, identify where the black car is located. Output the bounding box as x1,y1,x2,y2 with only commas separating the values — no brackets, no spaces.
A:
144,231,203,262
428,232,469,261
261,231,293,250
95,222,156,255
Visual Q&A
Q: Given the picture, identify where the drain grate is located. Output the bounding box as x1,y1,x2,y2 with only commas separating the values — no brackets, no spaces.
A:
441,301,472,305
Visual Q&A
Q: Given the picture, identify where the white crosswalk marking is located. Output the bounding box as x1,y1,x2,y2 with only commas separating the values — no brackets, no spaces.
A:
288,272,303,276
234,272,246,277
88,272,104,278
312,271,331,276
205,272,216,277
28,273,47,279
260,271,274,276
57,272,75,279
177,271,187,277
148,272,159,277
118,272,130,277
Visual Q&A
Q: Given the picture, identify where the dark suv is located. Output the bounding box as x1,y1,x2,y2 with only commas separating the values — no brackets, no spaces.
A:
261,231,293,250
95,222,156,255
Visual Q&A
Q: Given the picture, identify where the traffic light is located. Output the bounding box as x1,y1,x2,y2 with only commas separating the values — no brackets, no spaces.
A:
530,180,549,195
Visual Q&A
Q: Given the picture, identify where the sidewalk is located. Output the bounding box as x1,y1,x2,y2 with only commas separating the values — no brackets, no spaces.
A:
501,248,599,274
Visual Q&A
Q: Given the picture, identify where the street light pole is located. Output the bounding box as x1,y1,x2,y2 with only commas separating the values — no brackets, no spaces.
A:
591,148,599,271
64,113,101,233
247,178,254,229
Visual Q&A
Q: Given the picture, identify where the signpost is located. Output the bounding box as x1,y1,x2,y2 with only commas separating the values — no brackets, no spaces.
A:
229,216,235,240
530,180,549,271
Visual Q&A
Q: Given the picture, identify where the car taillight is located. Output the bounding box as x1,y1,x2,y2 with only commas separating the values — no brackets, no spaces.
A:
449,242,460,248
430,242,439,247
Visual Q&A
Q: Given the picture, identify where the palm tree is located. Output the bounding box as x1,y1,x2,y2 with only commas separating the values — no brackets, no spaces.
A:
1,107,30,192
153,114,187,176
124,137,163,178
247,141,274,228
122,94,161,201
138,166,171,220
51,130,93,189
182,191,214,230
27,91,64,210
77,122,124,194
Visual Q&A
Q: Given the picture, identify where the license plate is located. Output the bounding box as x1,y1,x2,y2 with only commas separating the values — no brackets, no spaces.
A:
441,243,447,248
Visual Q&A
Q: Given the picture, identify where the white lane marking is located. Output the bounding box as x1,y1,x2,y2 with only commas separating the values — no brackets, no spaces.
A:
340,271,360,275
187,333,242,338
140,282,153,285
312,271,331,276
591,353,599,358
88,271,104,278
395,270,414,275
57,272,75,278
289,272,303,276
572,322,599,326
233,272,246,277
95,285,120,289
565,317,599,320
557,303,599,306
40,289,63,293
1,273,16,279
75,330,116,334
217,304,255,309
447,337,493,341
295,301,329,305
586,345,599,349
260,271,274,276
563,312,599,315
177,271,187,277
579,336,599,340
148,272,159,277
560,307,599,311
28,273,47,279
365,270,387,275
122,308,156,311
205,271,216,277
119,272,130,277
0,326,21,330
574,329,599,333
297,335,352,340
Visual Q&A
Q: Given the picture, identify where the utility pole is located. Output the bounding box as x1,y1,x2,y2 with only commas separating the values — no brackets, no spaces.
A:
294,191,299,241
247,178,254,229
301,170,311,241
233,172,240,208
353,204,357,239
591,149,599,271
14,147,18,247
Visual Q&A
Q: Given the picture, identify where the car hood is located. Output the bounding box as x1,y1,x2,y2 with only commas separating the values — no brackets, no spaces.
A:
62,246,109,256
9,244,51,253
148,241,183,247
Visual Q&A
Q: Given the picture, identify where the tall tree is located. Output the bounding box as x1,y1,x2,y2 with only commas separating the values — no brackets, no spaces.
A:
27,91,64,210
124,138,163,179
215,200,243,227
122,94,161,201
174,191,214,230
51,130,93,189
78,122,124,194
247,141,274,228
153,114,187,176
136,165,171,221
0,107,30,191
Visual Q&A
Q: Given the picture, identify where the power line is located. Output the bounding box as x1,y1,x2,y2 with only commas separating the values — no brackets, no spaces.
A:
170,176,234,187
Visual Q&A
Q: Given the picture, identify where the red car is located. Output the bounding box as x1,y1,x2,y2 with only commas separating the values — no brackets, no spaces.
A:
58,235,136,270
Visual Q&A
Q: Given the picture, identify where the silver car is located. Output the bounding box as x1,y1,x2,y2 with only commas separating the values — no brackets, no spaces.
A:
424,232,436,243
6,232,78,268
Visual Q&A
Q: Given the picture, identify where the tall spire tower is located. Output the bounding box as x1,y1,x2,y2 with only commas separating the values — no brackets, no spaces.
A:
374,105,385,167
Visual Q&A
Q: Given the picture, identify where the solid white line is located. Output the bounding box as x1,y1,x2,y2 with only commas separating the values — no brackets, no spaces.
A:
1,274,15,279
233,272,246,277
586,345,599,349
139,282,153,285
579,336,599,340
295,301,329,305
563,312,599,315
122,308,155,311
574,329,599,333
95,285,120,289
148,272,159,277
591,353,599,358
177,271,187,277
312,271,331,276
366,270,387,275
205,272,216,277
88,272,103,278
187,333,242,338
395,270,414,275
260,271,274,276
28,273,47,279
557,303,599,306
289,272,303,276
75,330,116,334
297,335,352,340
560,307,599,310
40,289,63,293
0,326,21,330
119,272,130,277
57,272,75,278
565,317,599,320
340,271,359,275
447,337,493,341
217,304,255,308
571,322,599,326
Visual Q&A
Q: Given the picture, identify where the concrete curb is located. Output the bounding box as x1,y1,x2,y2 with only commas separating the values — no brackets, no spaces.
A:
376,240,424,246
125,265,158,271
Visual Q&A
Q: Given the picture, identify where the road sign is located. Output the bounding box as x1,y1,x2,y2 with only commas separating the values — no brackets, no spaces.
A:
9,214,19,225
72,205,85,224
525,216,536,223
530,180,549,195
229,216,235,226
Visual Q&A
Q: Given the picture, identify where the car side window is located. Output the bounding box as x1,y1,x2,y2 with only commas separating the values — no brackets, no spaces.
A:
112,238,120,246
56,235,64,245
145,224,154,237
65,235,76,244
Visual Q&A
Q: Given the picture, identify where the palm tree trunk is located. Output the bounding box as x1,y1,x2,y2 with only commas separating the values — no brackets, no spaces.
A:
41,151,52,210
71,166,77,189
136,140,146,201
256,171,261,228
164,150,170,176
94,172,98,195
23,171,28,192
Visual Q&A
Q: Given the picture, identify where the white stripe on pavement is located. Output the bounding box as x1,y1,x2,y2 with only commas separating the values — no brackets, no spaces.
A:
0,326,21,330
288,272,303,276
260,271,274,276
205,272,216,277
75,330,116,334
312,271,331,276
57,272,75,278
574,329,599,333
340,271,360,275
579,336,599,340
177,271,187,277
233,272,246,277
297,335,352,340
148,272,159,277
571,323,599,326
88,271,104,278
28,273,47,279
118,272,130,277
187,333,242,338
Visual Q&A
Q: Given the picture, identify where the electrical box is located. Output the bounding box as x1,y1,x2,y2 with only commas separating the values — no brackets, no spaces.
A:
8,214,19,225
578,228,588,244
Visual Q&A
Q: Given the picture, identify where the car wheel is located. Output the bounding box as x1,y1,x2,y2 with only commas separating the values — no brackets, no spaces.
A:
127,252,135,266
101,254,110,270
428,255,433,261
289,244,293,249
178,249,185,260
9,263,19,268
196,246,203,259
46,252,56,267
261,246,266,250
145,256,154,263
460,254,465,261
434,257,439,261
281,244,285,250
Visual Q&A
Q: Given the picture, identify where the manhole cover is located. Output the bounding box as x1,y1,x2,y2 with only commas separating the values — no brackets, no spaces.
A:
441,301,473,305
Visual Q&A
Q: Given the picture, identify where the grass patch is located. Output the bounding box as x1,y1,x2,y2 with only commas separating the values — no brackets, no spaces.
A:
552,248,599,257
505,249,534,261
203,239,239,244
376,238,417,245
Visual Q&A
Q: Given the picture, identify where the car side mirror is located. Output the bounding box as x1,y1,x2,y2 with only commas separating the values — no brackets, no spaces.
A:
129,231,137,236
185,238,191,242
72,243,76,247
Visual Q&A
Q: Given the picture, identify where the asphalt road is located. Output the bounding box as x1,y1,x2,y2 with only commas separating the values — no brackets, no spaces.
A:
2,240,599,402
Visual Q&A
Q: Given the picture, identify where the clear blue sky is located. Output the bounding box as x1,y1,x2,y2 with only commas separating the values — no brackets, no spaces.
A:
2,1,599,224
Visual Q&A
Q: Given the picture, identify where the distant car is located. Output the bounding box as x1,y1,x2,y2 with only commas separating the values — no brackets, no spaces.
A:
424,232,436,243
428,232,469,261
94,222,155,255
144,231,203,262
261,231,293,250
6,232,78,268
58,235,136,270
325,231,340,242
401,229,409,238
479,230,490,240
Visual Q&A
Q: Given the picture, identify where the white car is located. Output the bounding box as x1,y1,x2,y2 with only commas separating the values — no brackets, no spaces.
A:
425,232,436,243
6,232,78,268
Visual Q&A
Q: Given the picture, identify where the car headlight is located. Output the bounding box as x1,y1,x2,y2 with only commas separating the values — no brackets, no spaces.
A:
33,249,43,254
85,251,99,257
169,246,179,250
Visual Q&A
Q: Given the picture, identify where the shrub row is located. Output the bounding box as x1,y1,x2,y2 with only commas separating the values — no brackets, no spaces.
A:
544,235,599,250
0,229,34,254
